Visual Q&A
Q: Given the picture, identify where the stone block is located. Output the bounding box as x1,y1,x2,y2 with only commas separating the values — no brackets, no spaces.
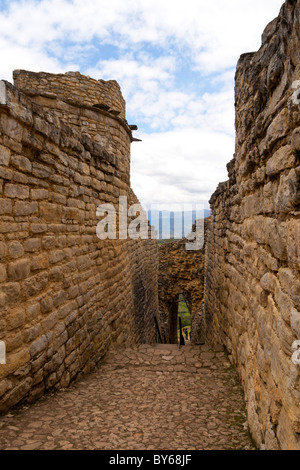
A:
4,184,29,199
8,258,30,281
39,202,63,223
14,201,38,216
275,169,300,213
266,218,288,261
30,223,47,234
22,272,48,299
23,325,42,344
291,308,300,338
266,146,296,176
291,282,300,308
0,199,12,215
8,241,24,259
30,254,49,271
29,335,48,359
1,282,21,305
24,238,41,253
7,348,30,374
31,189,49,200
7,308,26,330
0,264,7,283
0,145,11,166
11,155,32,173
291,126,300,151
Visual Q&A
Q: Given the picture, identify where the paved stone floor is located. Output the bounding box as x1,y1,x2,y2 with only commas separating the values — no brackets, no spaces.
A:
0,344,255,450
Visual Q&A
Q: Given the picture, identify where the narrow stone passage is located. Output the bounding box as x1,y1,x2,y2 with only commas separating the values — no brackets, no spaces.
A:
0,344,255,450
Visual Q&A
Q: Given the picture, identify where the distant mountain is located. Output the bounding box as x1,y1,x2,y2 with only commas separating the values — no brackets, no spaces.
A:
147,209,210,240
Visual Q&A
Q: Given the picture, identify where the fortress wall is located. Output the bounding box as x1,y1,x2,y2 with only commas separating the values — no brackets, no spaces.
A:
0,75,159,413
204,0,300,449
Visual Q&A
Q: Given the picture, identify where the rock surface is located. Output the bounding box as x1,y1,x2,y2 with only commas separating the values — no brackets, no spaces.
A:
205,0,300,450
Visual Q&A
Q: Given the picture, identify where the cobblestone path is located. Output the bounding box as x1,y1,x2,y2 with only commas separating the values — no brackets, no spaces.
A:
0,344,255,450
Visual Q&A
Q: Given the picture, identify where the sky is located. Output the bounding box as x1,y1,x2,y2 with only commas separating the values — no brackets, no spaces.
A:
0,0,284,209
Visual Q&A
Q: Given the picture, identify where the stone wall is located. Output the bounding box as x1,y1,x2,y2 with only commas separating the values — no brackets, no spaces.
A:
205,0,300,450
13,70,126,119
13,70,134,180
0,72,159,412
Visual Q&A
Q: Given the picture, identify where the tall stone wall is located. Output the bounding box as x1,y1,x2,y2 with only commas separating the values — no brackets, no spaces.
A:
0,72,159,412
205,0,300,450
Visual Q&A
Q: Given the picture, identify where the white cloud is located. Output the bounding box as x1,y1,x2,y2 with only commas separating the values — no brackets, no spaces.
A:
0,37,71,82
86,54,176,97
0,0,285,205
0,0,284,72
131,128,233,206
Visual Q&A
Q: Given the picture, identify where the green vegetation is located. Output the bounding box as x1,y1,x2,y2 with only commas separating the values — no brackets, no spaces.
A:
177,294,191,339
157,239,176,245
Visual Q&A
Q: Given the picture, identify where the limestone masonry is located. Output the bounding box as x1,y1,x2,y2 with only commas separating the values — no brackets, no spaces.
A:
205,0,300,450
0,70,159,412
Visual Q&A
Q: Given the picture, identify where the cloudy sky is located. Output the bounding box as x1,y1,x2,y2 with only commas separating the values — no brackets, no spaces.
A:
0,0,284,209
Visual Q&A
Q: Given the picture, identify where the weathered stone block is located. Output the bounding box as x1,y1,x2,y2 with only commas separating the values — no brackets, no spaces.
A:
8,258,30,281
8,241,24,259
14,201,38,216
291,308,300,338
29,335,48,359
31,188,49,200
0,199,12,215
11,155,32,173
7,348,30,374
291,282,300,308
49,250,64,264
39,202,63,223
291,126,300,151
23,324,42,344
1,282,21,305
41,311,58,331
266,218,288,261
275,169,300,213
0,264,7,282
24,238,41,253
4,184,29,199
30,223,47,234
40,295,54,314
7,308,26,330
22,272,48,298
266,146,296,176
0,145,11,166
0,241,7,260
30,254,49,271
26,302,41,321
287,220,300,270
